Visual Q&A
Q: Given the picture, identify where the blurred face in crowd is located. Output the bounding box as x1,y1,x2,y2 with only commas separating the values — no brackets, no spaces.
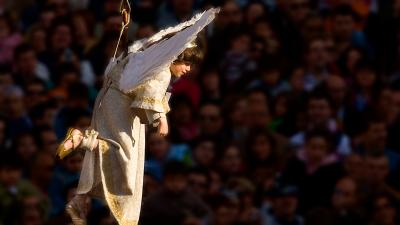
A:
273,195,298,218
247,103,270,129
307,98,332,126
274,94,288,117
48,0,69,17
364,122,387,151
5,91,25,118
30,28,47,53
72,14,91,44
372,196,397,225
104,14,123,35
218,1,242,27
16,50,37,76
39,129,58,153
326,75,347,106
201,70,220,96
331,177,358,211
0,119,5,145
230,34,251,54
104,0,120,14
143,174,160,197
170,62,191,77
209,170,222,196
355,68,376,90
0,167,22,188
51,24,72,50
220,145,243,175
229,98,247,127
188,172,208,197
251,134,272,160
333,14,355,41
344,154,365,180
39,9,55,28
0,17,10,39
304,136,329,165
307,39,328,70
64,152,83,173
148,132,170,160
30,153,55,187
164,174,188,194
193,140,215,167
172,0,194,15
289,67,305,92
16,134,38,161
346,48,363,73
135,24,156,40
213,200,240,225
364,155,389,184
245,2,265,25
198,104,223,136
25,83,47,110
286,0,310,24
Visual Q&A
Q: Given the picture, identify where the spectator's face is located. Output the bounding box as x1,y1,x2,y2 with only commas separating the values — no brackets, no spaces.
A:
373,196,397,225
209,171,222,196
331,177,357,211
213,202,240,225
41,107,57,128
327,76,346,105
40,130,58,153
188,173,208,197
289,68,305,92
193,141,215,167
51,24,72,50
229,98,247,127
355,69,376,89
344,154,365,180
25,83,46,110
16,135,38,161
48,0,69,16
143,174,160,197
333,15,354,41
0,120,5,145
31,29,47,53
261,70,280,86
6,93,25,117
245,3,265,24
164,174,187,193
365,156,389,184
64,153,83,173
218,1,242,27
274,95,288,117
307,98,332,125
251,134,272,160
273,195,298,218
20,207,43,225
247,104,270,128
148,133,169,160
0,168,22,187
172,0,193,14
202,70,220,94
198,104,223,136
16,50,37,75
39,10,55,28
32,154,55,186
304,136,329,164
230,34,251,54
346,49,362,73
0,18,10,38
104,0,120,14
220,146,242,174
104,15,123,35
136,25,156,39
286,0,310,24
365,122,387,150
307,39,328,69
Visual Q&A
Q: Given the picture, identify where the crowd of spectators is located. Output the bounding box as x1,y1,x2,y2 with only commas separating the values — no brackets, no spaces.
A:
1,0,400,225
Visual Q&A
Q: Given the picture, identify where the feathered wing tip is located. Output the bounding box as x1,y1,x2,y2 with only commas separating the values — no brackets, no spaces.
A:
128,7,220,53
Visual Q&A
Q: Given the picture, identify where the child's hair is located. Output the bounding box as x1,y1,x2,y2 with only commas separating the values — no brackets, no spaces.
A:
174,43,204,65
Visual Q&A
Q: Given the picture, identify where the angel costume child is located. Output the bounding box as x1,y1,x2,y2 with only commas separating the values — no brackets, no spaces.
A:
55,8,220,225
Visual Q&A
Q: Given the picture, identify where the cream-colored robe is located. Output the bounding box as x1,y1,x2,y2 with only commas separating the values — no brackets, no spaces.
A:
75,8,219,225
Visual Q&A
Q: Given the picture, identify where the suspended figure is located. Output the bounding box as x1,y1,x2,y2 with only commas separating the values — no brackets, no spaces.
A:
56,5,220,225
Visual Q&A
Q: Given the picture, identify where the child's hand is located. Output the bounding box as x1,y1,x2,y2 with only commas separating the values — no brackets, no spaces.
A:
157,117,169,137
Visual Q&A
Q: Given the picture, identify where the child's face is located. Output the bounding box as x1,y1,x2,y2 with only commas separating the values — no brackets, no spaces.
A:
170,62,191,77
305,136,329,163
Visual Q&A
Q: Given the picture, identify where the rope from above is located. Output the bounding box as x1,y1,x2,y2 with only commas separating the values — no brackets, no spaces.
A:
112,0,131,61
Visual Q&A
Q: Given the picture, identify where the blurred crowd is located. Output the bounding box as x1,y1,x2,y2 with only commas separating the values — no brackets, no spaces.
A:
1,0,400,225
